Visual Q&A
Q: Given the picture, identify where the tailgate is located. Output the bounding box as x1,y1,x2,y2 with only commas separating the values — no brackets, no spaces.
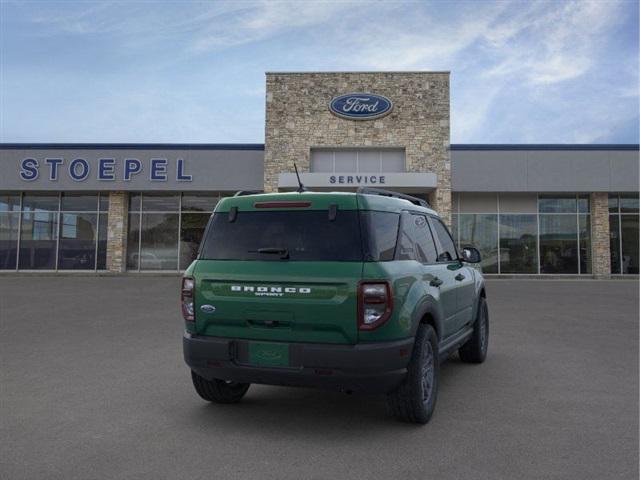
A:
194,260,362,344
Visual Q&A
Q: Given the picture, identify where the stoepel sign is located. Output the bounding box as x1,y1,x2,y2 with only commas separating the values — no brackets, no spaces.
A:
18,157,192,182
329,93,393,120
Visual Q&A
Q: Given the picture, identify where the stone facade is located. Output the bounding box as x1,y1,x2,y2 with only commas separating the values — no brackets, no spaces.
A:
106,191,129,272
264,72,452,224
591,192,611,277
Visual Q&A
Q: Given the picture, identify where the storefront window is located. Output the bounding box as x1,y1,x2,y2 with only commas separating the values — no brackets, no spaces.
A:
620,194,639,214
0,192,20,269
0,192,20,212
182,193,219,212
310,149,406,173
579,215,591,274
126,213,141,270
578,195,590,214
450,214,458,250
610,215,621,274
19,193,59,269
458,214,498,273
97,213,108,270
127,192,220,271
57,193,105,270
499,214,537,274
609,194,639,274
538,195,590,274
539,215,578,273
139,213,178,270
0,211,19,269
451,193,591,274
61,193,99,211
22,193,59,212
538,195,577,213
620,216,639,274
142,193,180,212
0,192,108,271
58,212,98,269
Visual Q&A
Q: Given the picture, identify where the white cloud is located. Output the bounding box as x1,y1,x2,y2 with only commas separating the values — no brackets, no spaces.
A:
483,0,623,85
188,1,362,52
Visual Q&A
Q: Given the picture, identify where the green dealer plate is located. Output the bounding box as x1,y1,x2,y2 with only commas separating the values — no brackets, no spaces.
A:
248,342,290,367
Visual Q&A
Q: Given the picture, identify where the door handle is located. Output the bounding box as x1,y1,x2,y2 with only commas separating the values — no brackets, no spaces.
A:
455,273,466,281
429,277,443,287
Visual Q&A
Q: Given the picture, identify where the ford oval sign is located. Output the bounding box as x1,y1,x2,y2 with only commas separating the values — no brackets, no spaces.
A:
329,93,393,120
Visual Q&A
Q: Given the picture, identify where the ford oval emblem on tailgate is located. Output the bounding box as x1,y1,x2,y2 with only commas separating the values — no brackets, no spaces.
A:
200,305,216,313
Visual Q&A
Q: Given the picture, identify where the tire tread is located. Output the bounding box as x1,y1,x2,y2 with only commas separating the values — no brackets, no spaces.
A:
191,371,250,404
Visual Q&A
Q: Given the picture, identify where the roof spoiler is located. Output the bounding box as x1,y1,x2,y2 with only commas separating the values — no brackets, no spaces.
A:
233,190,263,197
357,187,431,208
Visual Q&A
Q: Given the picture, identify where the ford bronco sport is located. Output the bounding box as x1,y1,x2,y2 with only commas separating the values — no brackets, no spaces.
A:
182,188,488,424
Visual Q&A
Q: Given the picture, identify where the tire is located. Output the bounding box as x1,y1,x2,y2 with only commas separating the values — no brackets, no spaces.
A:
387,324,439,424
459,296,489,364
191,371,250,404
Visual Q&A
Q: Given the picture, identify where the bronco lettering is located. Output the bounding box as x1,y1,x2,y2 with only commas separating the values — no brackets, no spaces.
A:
230,285,311,295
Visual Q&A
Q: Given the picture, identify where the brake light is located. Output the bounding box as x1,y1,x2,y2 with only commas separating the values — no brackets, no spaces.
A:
358,281,393,330
181,277,195,322
254,201,311,208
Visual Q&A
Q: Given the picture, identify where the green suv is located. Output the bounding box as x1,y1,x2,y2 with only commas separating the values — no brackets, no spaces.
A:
182,188,488,423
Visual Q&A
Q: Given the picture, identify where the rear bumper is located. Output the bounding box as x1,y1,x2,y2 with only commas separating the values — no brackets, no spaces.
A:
183,333,413,394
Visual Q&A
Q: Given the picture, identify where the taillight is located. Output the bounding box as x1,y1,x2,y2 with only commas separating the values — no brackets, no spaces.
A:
181,277,195,322
358,281,393,330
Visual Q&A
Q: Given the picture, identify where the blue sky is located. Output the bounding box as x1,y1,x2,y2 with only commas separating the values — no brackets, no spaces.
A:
1,0,638,144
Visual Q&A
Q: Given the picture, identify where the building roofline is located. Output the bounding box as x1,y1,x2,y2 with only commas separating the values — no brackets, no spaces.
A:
0,143,265,151
450,144,639,151
265,71,451,75
0,143,637,151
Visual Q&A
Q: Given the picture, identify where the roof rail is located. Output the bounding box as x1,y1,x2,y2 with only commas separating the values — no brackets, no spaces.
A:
233,190,262,197
356,187,431,208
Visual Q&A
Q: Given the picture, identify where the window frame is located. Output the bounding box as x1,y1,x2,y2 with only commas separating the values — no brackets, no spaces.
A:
310,148,406,173
451,192,593,274
395,211,439,264
427,215,460,264
127,192,221,272
360,210,401,262
199,209,365,262
3,191,107,271
609,193,640,275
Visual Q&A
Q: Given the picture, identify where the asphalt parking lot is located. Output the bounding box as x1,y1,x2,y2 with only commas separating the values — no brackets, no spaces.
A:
1,277,638,480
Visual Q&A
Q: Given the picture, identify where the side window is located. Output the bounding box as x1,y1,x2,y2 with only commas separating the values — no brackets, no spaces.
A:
397,213,438,263
397,214,416,261
429,217,458,262
361,211,400,261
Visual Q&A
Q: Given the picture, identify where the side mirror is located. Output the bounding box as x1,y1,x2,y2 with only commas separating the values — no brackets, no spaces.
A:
461,246,482,264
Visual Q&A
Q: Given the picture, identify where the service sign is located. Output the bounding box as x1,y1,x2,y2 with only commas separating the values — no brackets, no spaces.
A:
329,93,393,120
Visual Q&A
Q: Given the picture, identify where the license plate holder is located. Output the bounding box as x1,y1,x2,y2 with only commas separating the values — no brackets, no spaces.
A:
248,342,290,367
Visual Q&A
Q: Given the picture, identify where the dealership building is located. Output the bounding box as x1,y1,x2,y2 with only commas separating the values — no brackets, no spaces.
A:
0,72,638,276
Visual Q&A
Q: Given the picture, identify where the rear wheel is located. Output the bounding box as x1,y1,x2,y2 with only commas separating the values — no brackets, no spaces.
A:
191,371,250,404
459,296,489,363
387,324,439,424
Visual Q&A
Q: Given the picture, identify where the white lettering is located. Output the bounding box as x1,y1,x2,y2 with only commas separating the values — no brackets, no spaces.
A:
232,285,313,295
342,97,379,113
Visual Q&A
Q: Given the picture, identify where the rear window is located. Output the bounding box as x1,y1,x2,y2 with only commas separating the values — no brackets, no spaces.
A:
200,210,363,261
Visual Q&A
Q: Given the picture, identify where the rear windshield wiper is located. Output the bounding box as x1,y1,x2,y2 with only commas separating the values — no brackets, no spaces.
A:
248,247,290,260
